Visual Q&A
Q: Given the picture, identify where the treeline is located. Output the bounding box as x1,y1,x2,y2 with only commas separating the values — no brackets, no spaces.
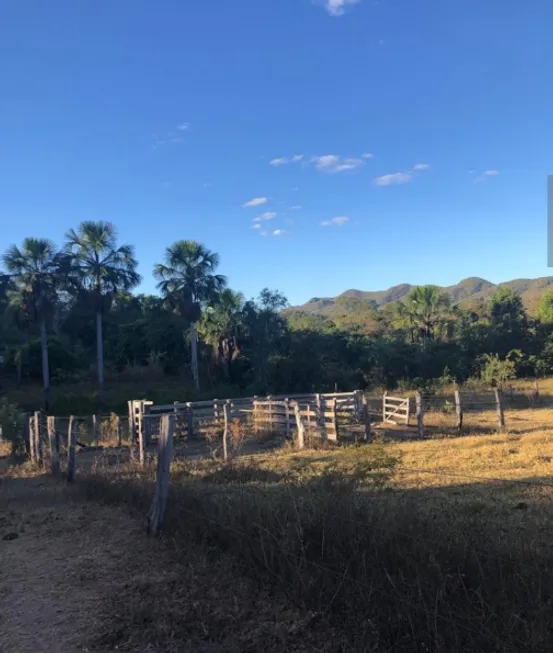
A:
2,221,553,411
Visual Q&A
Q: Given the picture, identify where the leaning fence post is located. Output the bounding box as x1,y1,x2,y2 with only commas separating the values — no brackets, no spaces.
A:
34,411,43,466
47,416,60,475
147,414,175,537
415,392,425,438
222,402,230,461
293,403,305,450
494,388,506,432
67,416,77,483
454,390,463,435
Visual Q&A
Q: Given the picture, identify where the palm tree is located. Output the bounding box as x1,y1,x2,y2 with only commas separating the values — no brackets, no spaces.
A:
397,285,452,342
199,289,244,381
3,238,62,409
154,241,227,392
64,221,140,404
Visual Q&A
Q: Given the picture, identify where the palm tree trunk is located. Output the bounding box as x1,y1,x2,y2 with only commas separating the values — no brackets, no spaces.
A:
190,321,200,393
96,311,105,405
40,319,50,411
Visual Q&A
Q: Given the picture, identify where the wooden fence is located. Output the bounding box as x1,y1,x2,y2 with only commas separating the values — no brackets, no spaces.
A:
129,391,366,445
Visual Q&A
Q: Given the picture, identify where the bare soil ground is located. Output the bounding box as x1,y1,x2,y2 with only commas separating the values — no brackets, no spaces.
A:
0,474,340,653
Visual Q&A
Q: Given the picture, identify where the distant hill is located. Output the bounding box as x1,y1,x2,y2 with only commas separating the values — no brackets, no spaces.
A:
287,276,553,319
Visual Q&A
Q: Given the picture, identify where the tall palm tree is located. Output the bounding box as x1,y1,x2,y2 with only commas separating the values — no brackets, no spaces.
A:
3,238,62,409
397,285,452,342
154,241,227,392
199,289,244,381
64,221,140,404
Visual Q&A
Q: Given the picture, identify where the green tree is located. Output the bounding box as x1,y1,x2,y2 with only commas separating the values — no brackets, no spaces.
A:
64,221,140,404
199,289,244,381
397,285,452,342
3,238,63,409
538,289,553,323
154,241,227,392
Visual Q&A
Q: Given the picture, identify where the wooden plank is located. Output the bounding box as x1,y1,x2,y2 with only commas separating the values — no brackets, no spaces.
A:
47,416,60,475
137,412,145,466
147,414,175,537
67,416,77,483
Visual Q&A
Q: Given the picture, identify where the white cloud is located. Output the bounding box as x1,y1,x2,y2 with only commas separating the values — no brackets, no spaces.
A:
253,211,278,222
373,172,413,186
177,122,190,131
412,163,430,171
290,205,302,210
269,154,304,166
471,169,500,182
311,154,364,173
252,224,261,229
362,152,375,159
321,216,351,227
272,229,286,236
243,197,268,207
316,0,361,16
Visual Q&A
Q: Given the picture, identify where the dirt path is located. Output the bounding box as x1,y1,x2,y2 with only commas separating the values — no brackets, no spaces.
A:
0,475,163,653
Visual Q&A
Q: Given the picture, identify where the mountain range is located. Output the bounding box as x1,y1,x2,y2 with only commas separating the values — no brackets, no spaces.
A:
287,276,553,318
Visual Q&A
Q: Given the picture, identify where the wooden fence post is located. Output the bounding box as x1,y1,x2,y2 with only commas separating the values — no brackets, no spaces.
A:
116,415,122,447
222,402,230,462
34,411,43,466
406,397,411,426
92,414,98,446
253,396,259,435
415,392,425,439
22,413,30,458
454,390,463,435
28,415,35,463
284,398,291,440
186,402,195,439
47,416,60,475
127,401,136,451
147,414,175,537
67,416,77,483
382,392,387,423
137,412,145,466
362,396,371,442
329,398,338,442
267,395,274,432
294,403,305,450
494,388,506,431
213,399,219,425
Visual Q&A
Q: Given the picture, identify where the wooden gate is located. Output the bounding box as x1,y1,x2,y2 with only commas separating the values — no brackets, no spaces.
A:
382,395,410,425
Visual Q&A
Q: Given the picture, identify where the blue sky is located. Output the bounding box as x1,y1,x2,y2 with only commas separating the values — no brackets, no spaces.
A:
1,0,552,306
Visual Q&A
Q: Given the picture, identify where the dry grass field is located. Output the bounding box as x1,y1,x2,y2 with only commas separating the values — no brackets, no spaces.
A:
3,398,553,652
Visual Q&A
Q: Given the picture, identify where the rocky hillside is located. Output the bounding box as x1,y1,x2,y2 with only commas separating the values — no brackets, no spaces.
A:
288,276,553,318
